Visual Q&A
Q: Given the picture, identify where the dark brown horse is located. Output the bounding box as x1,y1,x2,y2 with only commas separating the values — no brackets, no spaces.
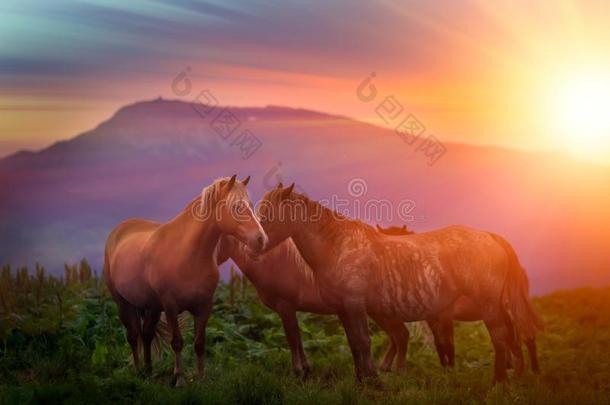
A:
376,224,540,372
216,235,409,375
104,175,267,386
256,184,543,383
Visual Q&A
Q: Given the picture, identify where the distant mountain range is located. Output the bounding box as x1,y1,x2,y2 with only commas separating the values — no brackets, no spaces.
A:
2,98,609,294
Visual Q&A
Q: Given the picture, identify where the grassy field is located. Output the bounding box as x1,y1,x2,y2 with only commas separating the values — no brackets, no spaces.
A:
1,262,609,404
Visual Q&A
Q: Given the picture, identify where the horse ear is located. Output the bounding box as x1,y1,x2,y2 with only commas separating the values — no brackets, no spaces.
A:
376,224,383,232
281,183,295,200
402,225,407,230
276,182,283,189
241,175,251,186
226,174,237,190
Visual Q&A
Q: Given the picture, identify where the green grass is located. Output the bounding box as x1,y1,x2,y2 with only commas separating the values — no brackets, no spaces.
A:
1,263,609,404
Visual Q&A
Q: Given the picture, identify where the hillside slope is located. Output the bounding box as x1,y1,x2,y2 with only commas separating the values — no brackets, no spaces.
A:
1,98,610,293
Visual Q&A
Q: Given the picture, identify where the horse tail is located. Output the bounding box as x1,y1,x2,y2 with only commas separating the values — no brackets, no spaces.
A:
525,337,540,373
148,312,190,356
492,234,544,341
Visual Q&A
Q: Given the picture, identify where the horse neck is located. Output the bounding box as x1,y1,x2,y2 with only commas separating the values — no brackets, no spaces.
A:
169,200,222,261
288,207,342,272
225,238,256,275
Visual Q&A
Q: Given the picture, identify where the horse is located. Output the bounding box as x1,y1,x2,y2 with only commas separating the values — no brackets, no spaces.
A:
255,184,543,383
104,175,267,386
376,224,540,372
375,224,413,236
216,234,410,375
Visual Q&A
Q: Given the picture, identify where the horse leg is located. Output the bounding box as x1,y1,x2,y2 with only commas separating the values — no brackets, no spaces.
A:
509,338,525,376
276,301,307,377
296,332,311,377
164,307,185,387
374,316,408,372
504,314,525,376
117,300,141,370
142,309,161,375
338,301,378,383
427,318,448,367
371,315,396,372
193,299,213,380
484,316,510,383
389,320,408,371
525,338,540,373
442,318,455,368
379,338,396,372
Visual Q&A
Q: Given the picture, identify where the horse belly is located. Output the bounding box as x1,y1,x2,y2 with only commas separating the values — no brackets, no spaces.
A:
450,296,479,321
110,246,158,308
151,268,219,313
112,268,158,309
295,288,335,314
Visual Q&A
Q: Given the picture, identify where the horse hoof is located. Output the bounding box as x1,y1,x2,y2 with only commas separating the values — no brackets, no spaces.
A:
293,367,310,380
362,376,383,390
175,376,186,388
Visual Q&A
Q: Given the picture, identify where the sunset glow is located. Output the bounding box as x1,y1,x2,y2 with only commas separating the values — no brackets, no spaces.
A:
550,69,610,160
1,1,610,164
3,2,610,400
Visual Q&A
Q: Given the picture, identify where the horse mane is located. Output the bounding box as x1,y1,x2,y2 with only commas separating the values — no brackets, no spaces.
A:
268,188,380,244
376,225,415,236
176,177,251,220
200,176,250,207
281,238,316,283
226,234,315,283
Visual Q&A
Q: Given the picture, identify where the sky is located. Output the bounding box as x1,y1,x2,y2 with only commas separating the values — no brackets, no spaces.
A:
1,0,610,163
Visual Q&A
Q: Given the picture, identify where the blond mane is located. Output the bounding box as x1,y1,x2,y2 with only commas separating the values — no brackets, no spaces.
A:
200,176,251,207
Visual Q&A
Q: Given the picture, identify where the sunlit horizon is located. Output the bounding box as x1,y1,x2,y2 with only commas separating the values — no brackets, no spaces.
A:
1,0,610,164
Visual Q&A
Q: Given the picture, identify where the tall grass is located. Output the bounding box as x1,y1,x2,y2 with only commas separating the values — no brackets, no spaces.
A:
1,262,609,404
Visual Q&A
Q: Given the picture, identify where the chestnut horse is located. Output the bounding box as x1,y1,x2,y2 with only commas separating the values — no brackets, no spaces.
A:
216,235,409,375
104,175,267,386
257,184,543,383
376,224,540,372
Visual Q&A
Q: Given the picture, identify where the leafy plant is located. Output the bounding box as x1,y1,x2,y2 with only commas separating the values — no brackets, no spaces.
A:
1,262,609,404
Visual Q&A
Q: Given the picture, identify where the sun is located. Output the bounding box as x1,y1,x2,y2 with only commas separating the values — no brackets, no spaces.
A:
550,70,610,162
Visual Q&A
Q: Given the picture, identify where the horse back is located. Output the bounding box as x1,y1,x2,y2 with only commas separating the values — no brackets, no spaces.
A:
106,219,161,255
414,226,509,294
367,225,509,318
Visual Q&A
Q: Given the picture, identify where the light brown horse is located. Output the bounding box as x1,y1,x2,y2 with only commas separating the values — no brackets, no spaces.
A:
104,175,267,386
216,234,409,375
256,184,543,383
376,224,540,372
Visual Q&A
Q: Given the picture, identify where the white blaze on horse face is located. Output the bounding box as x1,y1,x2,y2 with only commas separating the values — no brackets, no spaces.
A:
231,197,268,253
245,203,268,251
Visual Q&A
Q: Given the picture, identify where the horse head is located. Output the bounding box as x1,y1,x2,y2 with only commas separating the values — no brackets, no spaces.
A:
256,182,301,252
375,224,414,236
209,175,268,253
